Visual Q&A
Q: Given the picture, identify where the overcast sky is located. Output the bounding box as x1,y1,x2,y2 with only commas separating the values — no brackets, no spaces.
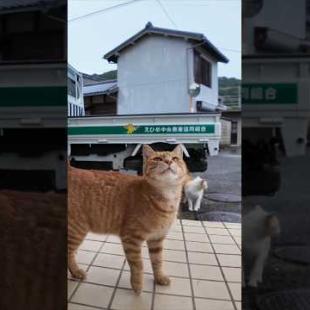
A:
68,0,241,78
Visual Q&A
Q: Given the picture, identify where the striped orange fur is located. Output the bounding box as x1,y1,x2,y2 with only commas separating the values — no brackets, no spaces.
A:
68,145,188,294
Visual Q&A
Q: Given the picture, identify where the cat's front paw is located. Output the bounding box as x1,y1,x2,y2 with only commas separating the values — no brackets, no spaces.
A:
71,268,87,280
155,274,171,286
131,276,143,295
131,282,143,295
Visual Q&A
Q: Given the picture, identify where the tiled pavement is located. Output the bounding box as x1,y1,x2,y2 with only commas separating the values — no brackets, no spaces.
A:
68,220,241,310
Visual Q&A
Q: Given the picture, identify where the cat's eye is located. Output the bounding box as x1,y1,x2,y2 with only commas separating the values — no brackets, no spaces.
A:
172,157,179,161
153,157,162,161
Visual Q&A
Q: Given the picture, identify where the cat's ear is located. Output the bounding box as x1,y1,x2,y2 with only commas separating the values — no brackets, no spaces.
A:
143,145,155,159
172,145,183,158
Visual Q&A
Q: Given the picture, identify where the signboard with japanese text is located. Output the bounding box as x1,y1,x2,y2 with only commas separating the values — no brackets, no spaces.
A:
242,83,298,104
68,124,215,136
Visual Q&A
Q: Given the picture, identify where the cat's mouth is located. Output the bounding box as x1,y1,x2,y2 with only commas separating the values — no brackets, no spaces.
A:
161,167,176,175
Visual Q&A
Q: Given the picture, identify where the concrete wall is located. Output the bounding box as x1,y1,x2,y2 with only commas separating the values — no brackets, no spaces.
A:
220,119,232,146
117,35,219,114
220,116,242,147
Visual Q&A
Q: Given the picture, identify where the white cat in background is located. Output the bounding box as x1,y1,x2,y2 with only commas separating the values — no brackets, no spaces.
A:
243,205,281,287
184,176,208,211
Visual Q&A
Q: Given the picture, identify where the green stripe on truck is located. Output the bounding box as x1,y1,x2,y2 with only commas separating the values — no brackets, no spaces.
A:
0,86,67,106
68,124,215,135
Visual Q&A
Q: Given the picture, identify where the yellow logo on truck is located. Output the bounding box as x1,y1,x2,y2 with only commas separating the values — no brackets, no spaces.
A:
124,123,137,134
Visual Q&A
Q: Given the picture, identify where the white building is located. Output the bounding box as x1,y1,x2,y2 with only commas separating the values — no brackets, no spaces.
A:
68,64,85,117
104,22,228,115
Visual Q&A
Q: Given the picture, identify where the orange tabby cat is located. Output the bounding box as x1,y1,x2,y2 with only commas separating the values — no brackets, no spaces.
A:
68,144,188,294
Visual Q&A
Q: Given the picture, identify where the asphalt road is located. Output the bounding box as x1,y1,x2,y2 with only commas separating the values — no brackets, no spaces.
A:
180,148,241,222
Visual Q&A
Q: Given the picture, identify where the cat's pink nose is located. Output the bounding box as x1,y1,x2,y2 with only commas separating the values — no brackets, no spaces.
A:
164,159,172,165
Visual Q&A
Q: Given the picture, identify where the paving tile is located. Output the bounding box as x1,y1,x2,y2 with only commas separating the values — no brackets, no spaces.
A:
68,303,99,310
228,229,241,237
76,251,96,265
217,254,241,268
170,225,183,232
87,266,121,286
156,276,191,296
79,240,103,252
110,288,152,310
182,220,203,227
206,228,230,236
185,241,213,253
184,233,209,242
188,252,218,265
93,253,125,269
154,294,193,310
190,264,223,281
203,221,225,228
195,298,235,310
183,225,205,234
209,235,235,244
192,279,230,300
164,249,187,263
174,219,182,225
118,271,154,292
86,233,107,242
213,244,241,255
68,280,78,298
166,231,184,240
234,236,241,245
101,243,124,255
228,282,241,301
71,283,113,308
163,261,189,277
224,223,241,229
222,267,242,282
68,220,241,310
106,235,122,244
164,239,185,251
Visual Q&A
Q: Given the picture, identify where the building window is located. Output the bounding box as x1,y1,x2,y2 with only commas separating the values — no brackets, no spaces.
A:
194,51,211,88
68,77,76,97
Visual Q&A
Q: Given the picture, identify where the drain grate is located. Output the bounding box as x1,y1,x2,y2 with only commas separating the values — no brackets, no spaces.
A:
207,193,241,203
274,246,310,265
257,289,310,310
197,211,241,223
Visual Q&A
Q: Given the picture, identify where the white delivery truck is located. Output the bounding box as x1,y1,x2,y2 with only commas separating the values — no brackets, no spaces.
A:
68,112,221,174
0,62,67,190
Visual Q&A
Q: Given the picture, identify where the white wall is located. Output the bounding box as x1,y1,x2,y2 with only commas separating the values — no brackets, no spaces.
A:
117,35,219,114
117,36,189,114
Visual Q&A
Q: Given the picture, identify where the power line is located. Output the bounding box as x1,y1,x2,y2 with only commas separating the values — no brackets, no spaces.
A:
68,0,143,22
155,0,178,29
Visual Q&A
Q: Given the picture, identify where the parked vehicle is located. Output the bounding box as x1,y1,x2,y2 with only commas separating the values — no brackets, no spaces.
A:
68,112,221,173
0,63,67,190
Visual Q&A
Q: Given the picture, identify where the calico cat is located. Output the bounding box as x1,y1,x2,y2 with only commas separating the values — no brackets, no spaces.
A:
184,176,208,211
68,145,188,294
243,205,280,287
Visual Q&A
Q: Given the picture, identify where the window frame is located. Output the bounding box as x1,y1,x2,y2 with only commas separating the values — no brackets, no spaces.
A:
194,50,212,88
